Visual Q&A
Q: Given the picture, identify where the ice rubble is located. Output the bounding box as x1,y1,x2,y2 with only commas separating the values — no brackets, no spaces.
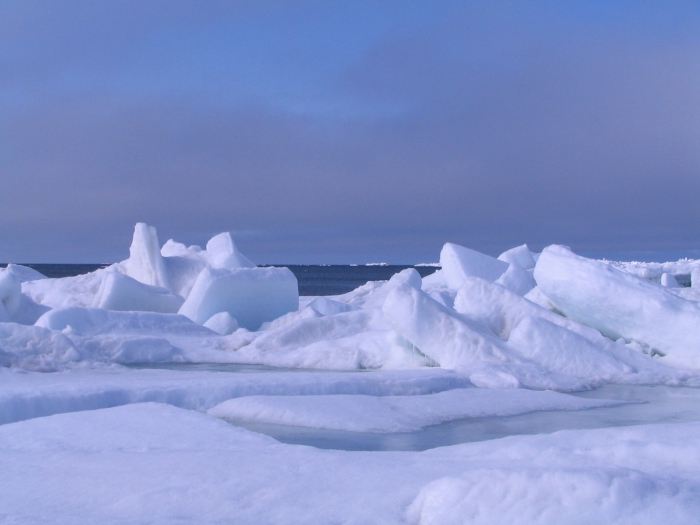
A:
5,230,700,524
2,224,700,389
535,245,700,369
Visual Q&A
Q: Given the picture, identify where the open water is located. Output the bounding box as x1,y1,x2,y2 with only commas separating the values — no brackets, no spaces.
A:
3,263,439,296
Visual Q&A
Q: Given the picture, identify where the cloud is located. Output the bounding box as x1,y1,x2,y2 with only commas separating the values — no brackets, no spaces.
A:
1,1,700,262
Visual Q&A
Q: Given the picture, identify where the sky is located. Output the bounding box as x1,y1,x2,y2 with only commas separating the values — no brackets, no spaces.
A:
2,1,700,264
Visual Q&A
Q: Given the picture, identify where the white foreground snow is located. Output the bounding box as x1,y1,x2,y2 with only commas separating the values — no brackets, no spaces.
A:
208,388,630,432
4,225,700,523
1,403,699,524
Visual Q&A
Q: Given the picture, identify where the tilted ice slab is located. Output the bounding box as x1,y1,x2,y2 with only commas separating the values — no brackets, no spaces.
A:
498,243,536,269
535,245,700,369
0,367,471,425
454,276,690,385
382,283,592,391
35,307,212,336
208,388,630,433
440,242,508,289
2,403,700,524
91,272,184,313
121,222,171,289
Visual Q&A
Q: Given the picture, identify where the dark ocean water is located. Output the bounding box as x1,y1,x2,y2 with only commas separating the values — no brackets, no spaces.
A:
2,263,439,296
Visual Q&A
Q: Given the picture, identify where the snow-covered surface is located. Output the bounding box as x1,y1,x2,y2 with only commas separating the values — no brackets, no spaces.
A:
208,388,631,433
5,228,700,523
0,367,469,425
2,402,700,524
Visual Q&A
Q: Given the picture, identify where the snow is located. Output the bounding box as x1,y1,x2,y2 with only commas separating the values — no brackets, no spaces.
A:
0,323,80,371
178,266,298,329
203,311,239,335
208,388,630,433
2,403,700,524
0,367,470,425
5,228,700,523
3,263,48,282
0,269,49,324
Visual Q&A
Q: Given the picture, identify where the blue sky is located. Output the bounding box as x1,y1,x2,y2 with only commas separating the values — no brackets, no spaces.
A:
2,1,700,263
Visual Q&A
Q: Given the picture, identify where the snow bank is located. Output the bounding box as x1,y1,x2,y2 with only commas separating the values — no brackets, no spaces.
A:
35,307,211,336
3,264,47,282
208,388,629,433
179,266,298,329
440,243,508,289
203,311,239,335
0,323,80,371
306,296,354,316
535,245,700,369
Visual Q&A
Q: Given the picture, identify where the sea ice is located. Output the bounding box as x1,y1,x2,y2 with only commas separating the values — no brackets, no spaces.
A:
208,388,629,433
178,266,299,329
2,403,700,524
535,245,700,369
0,269,49,324
661,272,680,288
493,262,536,296
205,232,256,269
203,311,239,335
92,271,184,313
121,222,170,289
3,264,47,282
440,242,508,289
497,243,536,269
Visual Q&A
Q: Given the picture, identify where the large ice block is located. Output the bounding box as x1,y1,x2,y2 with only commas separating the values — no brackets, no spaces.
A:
178,266,299,330
497,244,536,269
122,223,170,289
440,243,508,290
206,232,256,269
92,272,184,313
535,245,700,369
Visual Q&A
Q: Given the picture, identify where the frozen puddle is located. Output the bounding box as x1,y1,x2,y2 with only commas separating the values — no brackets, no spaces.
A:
224,385,700,451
